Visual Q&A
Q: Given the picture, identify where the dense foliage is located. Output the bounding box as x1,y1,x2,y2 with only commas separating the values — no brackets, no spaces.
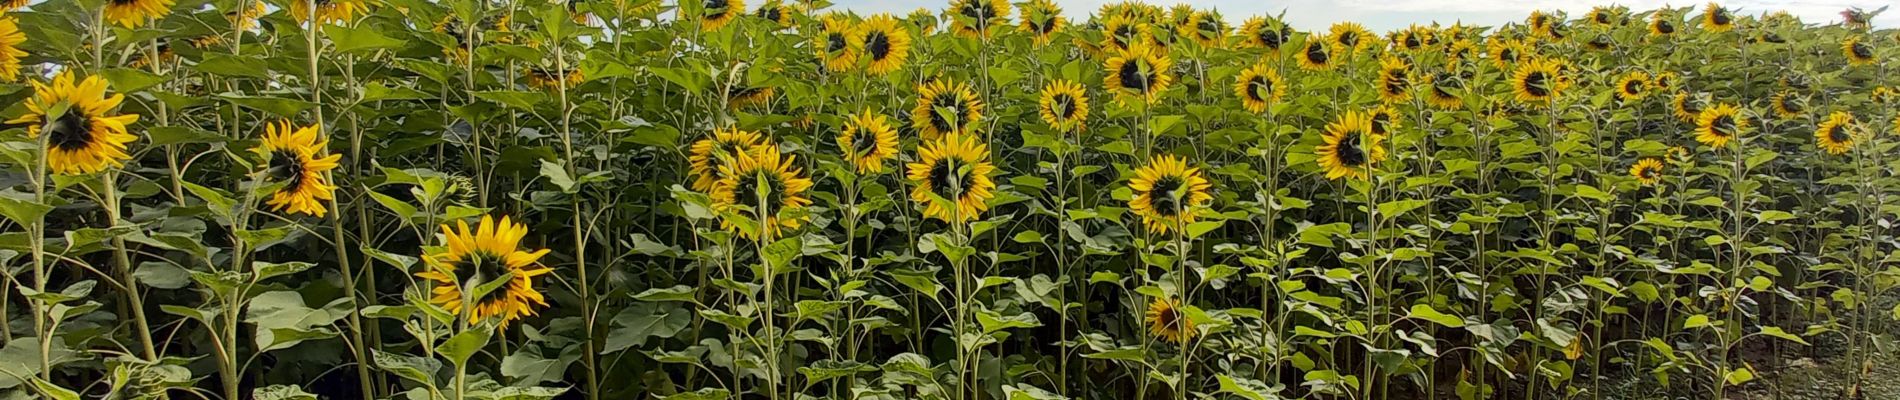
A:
0,0,1895,399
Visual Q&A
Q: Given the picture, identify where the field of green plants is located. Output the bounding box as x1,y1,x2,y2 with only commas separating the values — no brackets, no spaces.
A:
0,0,1895,398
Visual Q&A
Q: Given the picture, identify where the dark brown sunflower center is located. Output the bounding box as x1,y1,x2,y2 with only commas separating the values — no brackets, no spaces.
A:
927,157,972,200
1247,76,1272,102
268,150,307,188
1196,19,1219,36
1851,42,1872,58
1153,304,1181,331
1148,176,1183,216
850,129,877,154
757,6,780,21
1712,10,1731,25
1780,98,1803,113
1118,60,1155,93
1257,28,1285,48
1623,80,1643,95
48,110,95,152
1335,133,1368,167
1383,71,1408,95
929,94,964,132
1640,166,1659,180
1112,25,1136,48
1710,115,1736,136
1829,125,1849,143
1523,71,1550,97
1595,13,1611,24
1305,42,1329,64
1051,94,1078,119
827,32,848,53
704,0,727,12
1656,20,1674,34
866,31,892,60
733,172,787,211
1499,48,1516,61
455,251,513,305
1031,16,1056,34
1371,113,1394,136
1338,31,1358,47
1403,35,1421,49
960,2,994,30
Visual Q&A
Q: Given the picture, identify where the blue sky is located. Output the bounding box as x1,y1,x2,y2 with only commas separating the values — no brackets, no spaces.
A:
826,0,1895,32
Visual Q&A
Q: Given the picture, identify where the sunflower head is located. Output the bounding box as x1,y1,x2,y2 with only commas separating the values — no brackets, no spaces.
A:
856,14,912,75
1842,36,1875,66
1238,16,1290,52
1128,155,1213,234
104,0,177,28
7,71,143,175
1100,14,1154,53
1701,2,1733,33
1487,37,1528,70
1103,43,1174,106
1298,34,1338,71
690,0,744,31
1615,71,1650,103
1671,92,1704,122
1427,70,1466,110
911,79,985,141
1330,21,1373,52
1650,12,1678,37
817,14,861,72
1019,0,1064,44
906,133,997,223
1873,86,1899,104
1814,111,1856,155
1038,80,1091,132
1178,10,1225,48
416,215,555,329
687,127,765,192
839,109,902,174
290,0,370,25
712,144,814,240
0,16,23,83
1146,297,1195,344
1234,63,1284,114
1588,6,1623,25
949,0,1010,39
1377,56,1412,104
1316,110,1387,181
755,0,795,28
1694,102,1748,148
1651,71,1679,92
256,121,342,217
1630,158,1665,186
1771,92,1805,119
1511,57,1567,104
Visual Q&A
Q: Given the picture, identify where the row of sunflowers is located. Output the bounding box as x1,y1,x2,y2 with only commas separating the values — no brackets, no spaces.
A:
0,0,1895,398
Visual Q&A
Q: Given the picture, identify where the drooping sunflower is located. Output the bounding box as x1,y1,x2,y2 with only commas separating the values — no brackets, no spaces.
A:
290,0,370,25
858,14,911,75
1316,110,1387,181
727,85,775,109
1770,91,1805,119
711,145,814,240
839,109,901,174
907,133,997,223
1377,56,1412,104
816,14,860,72
1145,297,1195,344
0,0,25,11
415,215,554,328
1329,21,1373,53
7,71,142,175
1701,2,1733,33
255,121,341,217
755,0,794,28
1630,158,1664,186
1018,0,1063,44
911,80,984,141
0,17,22,82
103,0,175,28
1842,36,1874,66
691,0,743,31
1297,34,1337,71
1650,12,1678,37
526,68,584,91
1234,63,1283,114
1038,80,1090,132
1814,111,1856,155
949,0,1010,39
1237,16,1290,52
1511,57,1566,104
1694,103,1747,148
687,127,764,192
1367,105,1401,137
1615,71,1650,102
1103,43,1173,106
1128,155,1213,234
1671,92,1703,122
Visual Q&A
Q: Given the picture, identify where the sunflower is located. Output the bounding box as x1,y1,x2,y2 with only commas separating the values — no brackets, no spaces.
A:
727,85,775,109
0,17,21,82
227,0,267,31
1145,297,1195,344
711,144,814,240
1445,38,1477,63
1018,0,1063,44
687,127,764,192
755,0,793,28
1426,70,1465,110
1671,92,1703,122
1527,10,1554,34
1586,34,1613,51
415,215,554,328
1630,158,1664,186
839,109,901,174
692,0,743,31
0,0,24,11
1391,25,1427,51
1651,71,1679,92
1770,92,1805,119
1234,63,1283,114
816,14,860,72
1814,111,1856,155
1238,17,1290,52
1874,86,1898,104
1842,36,1874,66
1103,43,1173,106
1694,103,1747,148
858,14,911,75
1039,80,1090,132
949,0,1010,39
1179,10,1225,48
911,80,984,141
252,121,343,216
1369,105,1403,137
1100,14,1152,53
1667,145,1692,162
568,0,597,26
1511,58,1566,104
1487,38,1528,70
7,71,142,175
1377,56,1411,104
1128,155,1213,234
1701,2,1733,33
1615,71,1650,102
907,7,937,34
1316,110,1387,180
1588,6,1621,25
526,68,584,91
290,0,370,24
907,133,997,223
1297,34,1337,71
1650,12,1678,37
1330,22,1373,52
102,0,175,28
127,42,175,70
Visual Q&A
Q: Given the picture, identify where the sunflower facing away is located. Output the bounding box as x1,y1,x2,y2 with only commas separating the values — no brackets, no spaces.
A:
1427,70,1465,110
687,127,764,192
691,0,743,31
1038,80,1090,132
1238,17,1290,52
0,17,26,82
1672,92,1703,122
838,109,901,174
1814,111,1856,155
950,0,1010,39
1298,34,1337,71
1701,2,1733,33
1694,103,1747,148
1234,63,1284,113
727,85,775,109
416,215,554,328
256,121,341,217
858,14,911,75
1019,0,1063,44
1615,71,1650,102
1842,36,1874,66
1104,43,1173,106
1316,110,1388,181
912,79,985,141
1128,155,1213,234
1377,56,1412,104
1511,57,1566,104
1874,86,1898,104
907,133,997,223
290,0,370,25
8,71,142,175
1771,91,1805,120
712,144,814,240
526,68,584,91
1630,158,1664,186
1146,297,1195,344
817,14,860,72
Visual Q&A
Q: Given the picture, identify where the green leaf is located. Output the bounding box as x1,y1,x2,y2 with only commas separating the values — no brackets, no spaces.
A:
1684,314,1712,329
0,191,53,225
603,302,691,353
252,385,318,400
373,350,442,386
1408,304,1466,328
438,328,493,367
633,285,697,302
475,90,549,110
1376,199,1431,218
197,54,270,79
147,126,229,146
101,68,169,93
325,24,405,53
1217,374,1283,400
1185,220,1224,239
1755,326,1809,345
28,379,80,400
1723,367,1754,386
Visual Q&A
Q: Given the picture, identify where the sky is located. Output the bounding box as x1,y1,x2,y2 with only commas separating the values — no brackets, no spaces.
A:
825,0,1896,32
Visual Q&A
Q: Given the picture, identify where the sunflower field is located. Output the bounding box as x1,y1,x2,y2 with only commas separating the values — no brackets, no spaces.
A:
0,0,1898,398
